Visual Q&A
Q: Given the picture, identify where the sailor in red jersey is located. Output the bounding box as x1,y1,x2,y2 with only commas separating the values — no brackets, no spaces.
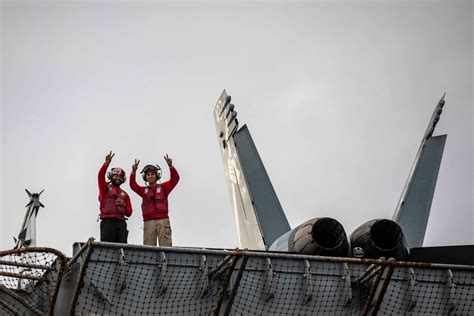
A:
98,151,133,243
130,154,180,246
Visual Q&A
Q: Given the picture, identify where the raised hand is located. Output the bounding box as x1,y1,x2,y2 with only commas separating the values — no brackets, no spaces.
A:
164,154,173,168
105,151,115,165
132,159,140,173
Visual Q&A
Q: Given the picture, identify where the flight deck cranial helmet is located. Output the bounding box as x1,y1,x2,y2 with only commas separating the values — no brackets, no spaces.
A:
107,167,127,183
141,164,162,182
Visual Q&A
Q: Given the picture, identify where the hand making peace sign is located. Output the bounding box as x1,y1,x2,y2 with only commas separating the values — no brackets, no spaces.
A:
132,159,140,173
105,151,115,165
164,154,173,168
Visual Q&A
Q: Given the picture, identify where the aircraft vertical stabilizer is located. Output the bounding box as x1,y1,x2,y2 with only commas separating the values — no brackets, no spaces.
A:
213,90,291,250
393,94,447,248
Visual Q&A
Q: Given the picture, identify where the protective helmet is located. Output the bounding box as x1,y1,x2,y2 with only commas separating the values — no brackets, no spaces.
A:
141,164,162,181
107,167,127,182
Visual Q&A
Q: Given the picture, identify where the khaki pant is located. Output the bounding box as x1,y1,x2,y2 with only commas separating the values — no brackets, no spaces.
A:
143,218,172,247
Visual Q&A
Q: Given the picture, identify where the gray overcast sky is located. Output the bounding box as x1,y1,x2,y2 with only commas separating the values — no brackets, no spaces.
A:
1,1,472,256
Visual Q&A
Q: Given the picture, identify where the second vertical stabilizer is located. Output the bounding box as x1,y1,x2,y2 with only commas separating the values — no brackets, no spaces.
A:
393,94,447,248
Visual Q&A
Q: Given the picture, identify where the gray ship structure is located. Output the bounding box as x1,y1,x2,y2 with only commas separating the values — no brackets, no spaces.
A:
0,91,473,315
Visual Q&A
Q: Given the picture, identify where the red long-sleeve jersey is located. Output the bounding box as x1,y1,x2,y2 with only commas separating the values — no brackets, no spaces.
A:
130,166,180,220
98,163,133,218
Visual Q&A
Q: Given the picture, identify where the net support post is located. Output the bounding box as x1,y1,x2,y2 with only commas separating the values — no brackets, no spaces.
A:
341,262,352,305
407,268,417,311
200,255,210,298
265,258,274,302
118,248,127,292
157,252,167,297
446,269,456,312
303,260,313,305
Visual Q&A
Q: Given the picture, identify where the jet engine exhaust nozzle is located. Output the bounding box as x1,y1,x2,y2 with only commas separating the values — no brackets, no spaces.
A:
269,217,349,257
350,219,409,260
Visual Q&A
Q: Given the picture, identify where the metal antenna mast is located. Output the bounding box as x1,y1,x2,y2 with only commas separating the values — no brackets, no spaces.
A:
14,189,45,249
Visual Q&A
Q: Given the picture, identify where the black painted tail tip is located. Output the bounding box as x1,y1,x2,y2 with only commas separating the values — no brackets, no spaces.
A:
225,95,231,106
